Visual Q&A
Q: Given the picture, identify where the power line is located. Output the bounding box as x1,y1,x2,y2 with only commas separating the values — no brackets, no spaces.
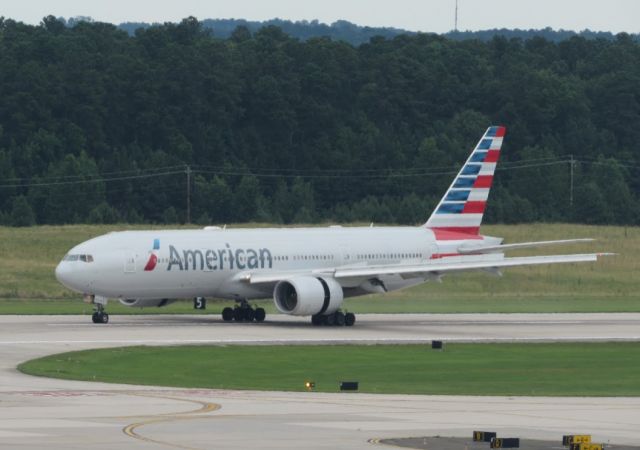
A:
0,170,184,188
1,165,186,183
0,157,637,189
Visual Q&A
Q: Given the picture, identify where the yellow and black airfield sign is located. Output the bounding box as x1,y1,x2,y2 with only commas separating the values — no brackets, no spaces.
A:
490,438,520,448
563,435,602,450
563,435,592,446
571,444,602,450
473,431,497,442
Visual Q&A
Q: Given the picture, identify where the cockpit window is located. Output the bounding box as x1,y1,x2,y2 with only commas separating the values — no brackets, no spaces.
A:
63,254,94,263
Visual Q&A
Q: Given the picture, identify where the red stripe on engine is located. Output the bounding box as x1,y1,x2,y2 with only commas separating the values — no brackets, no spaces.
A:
430,227,482,240
462,201,486,213
484,149,500,163
473,175,493,188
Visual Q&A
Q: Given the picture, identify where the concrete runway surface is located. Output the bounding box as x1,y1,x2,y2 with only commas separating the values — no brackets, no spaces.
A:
1,313,639,449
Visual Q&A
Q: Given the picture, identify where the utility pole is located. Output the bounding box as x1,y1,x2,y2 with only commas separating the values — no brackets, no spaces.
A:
569,155,574,207
454,0,459,31
186,164,191,224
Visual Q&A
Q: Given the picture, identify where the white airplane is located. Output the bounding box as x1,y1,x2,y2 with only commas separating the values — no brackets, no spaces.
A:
55,126,606,325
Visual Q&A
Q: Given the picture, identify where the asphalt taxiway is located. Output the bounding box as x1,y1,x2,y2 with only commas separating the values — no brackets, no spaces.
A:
1,313,639,449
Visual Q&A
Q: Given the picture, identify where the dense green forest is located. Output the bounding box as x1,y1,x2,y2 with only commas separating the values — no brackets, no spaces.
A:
0,16,639,226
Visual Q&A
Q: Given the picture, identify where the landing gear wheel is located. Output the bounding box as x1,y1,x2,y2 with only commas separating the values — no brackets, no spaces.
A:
325,313,336,326
344,312,356,327
226,300,265,323
334,311,345,326
222,307,234,322
243,308,256,322
91,305,108,325
311,314,323,326
254,308,266,323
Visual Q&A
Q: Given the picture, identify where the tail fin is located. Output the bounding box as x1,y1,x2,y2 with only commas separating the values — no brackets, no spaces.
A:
424,125,506,235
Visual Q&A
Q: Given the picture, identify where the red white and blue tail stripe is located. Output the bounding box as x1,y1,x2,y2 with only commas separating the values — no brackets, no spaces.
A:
424,125,505,236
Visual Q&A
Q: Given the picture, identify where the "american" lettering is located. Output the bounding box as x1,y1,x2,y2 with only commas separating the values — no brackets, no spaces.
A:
167,244,272,271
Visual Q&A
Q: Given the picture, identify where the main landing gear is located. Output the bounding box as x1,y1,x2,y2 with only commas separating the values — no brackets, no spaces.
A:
222,300,266,323
311,311,356,327
91,303,109,324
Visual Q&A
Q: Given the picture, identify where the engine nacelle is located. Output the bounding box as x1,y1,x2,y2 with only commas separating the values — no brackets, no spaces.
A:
119,298,175,308
273,276,344,316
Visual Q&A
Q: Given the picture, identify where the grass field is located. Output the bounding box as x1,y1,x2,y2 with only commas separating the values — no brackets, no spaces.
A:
18,343,640,396
1,223,638,314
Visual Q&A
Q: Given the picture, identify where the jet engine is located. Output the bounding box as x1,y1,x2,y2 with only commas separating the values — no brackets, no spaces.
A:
273,276,344,316
119,298,175,308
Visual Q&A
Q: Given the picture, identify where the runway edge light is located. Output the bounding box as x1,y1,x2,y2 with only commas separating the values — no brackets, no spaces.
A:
304,381,315,391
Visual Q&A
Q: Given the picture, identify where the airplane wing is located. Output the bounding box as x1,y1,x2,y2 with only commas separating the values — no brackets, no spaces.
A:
243,252,609,285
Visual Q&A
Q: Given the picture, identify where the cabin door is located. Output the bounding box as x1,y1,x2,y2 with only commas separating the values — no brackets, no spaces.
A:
124,251,137,273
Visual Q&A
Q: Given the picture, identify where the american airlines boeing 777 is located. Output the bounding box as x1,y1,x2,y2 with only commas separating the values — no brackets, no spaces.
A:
55,126,605,325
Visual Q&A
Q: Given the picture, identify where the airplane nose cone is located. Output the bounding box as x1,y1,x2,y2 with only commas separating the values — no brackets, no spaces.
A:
55,262,71,288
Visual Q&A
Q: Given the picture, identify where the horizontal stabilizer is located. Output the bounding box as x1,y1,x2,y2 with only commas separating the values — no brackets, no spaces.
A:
457,238,595,254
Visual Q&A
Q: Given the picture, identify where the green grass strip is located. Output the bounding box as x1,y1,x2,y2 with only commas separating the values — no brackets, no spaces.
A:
19,343,640,396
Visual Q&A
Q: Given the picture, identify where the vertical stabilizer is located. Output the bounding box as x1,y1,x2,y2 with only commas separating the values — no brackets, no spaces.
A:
424,126,506,235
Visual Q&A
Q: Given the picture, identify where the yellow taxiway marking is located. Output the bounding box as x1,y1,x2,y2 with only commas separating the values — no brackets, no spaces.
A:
121,392,221,450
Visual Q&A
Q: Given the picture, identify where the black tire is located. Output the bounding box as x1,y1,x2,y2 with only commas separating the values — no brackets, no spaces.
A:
254,308,266,322
335,311,345,326
91,312,99,324
325,313,336,326
345,312,356,327
233,307,244,322
101,313,109,324
311,314,323,326
222,307,234,322
244,308,256,322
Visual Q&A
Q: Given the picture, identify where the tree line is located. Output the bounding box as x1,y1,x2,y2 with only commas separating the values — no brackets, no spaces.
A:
116,18,639,46
0,16,639,226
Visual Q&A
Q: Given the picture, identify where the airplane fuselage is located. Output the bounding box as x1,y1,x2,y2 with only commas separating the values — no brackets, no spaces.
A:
55,226,492,301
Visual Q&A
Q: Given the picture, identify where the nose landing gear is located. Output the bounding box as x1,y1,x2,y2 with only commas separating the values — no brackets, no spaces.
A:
85,295,109,324
91,303,109,324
